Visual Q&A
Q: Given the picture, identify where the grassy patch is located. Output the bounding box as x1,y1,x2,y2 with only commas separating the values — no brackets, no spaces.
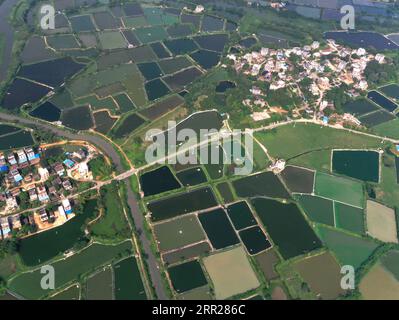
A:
90,182,131,240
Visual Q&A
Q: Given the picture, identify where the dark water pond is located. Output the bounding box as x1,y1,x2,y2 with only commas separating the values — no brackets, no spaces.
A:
226,201,257,230
233,171,290,199
216,80,236,93
145,79,171,101
93,111,117,134
114,256,146,300
29,102,61,122
113,113,145,138
2,78,52,110
140,166,181,196
163,67,203,91
194,34,228,53
198,208,239,249
359,109,395,127
332,150,379,182
252,198,322,259
163,38,198,55
150,42,171,59
0,130,34,150
201,15,224,32
168,260,207,293
324,31,399,50
62,105,94,130
343,98,379,116
190,50,221,70
17,57,85,88
138,62,164,81
0,124,21,135
148,187,218,221
176,167,207,187
239,226,271,255
367,90,398,112
239,37,257,48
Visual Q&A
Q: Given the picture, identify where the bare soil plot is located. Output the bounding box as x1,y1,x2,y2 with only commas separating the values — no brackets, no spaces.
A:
203,246,260,300
254,248,280,281
177,285,213,300
359,263,399,300
271,286,287,300
366,200,398,243
280,165,315,194
293,251,346,300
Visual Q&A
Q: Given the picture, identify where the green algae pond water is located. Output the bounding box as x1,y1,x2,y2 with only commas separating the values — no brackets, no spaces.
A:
19,200,98,266
114,256,146,300
332,150,380,182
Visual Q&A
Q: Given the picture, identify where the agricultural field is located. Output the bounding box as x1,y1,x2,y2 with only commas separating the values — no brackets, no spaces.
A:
2,0,399,302
50,284,81,300
293,252,345,299
153,214,206,252
254,123,383,172
316,226,379,270
314,172,365,208
8,0,237,148
366,200,398,243
8,241,132,299
203,246,260,300
359,262,399,300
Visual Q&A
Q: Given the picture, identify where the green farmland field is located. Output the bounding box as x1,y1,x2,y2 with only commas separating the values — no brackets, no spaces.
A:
334,202,365,235
316,226,379,270
9,242,132,299
254,123,383,171
314,172,365,208
297,194,335,226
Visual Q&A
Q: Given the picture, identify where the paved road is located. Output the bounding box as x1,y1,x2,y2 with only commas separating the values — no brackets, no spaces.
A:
0,112,167,300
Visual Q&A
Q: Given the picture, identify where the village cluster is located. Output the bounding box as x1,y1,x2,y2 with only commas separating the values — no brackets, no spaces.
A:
0,146,97,239
228,39,385,123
